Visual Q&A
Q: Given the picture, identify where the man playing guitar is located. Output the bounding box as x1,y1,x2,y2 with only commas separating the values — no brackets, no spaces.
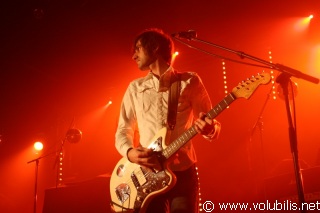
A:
114,28,221,213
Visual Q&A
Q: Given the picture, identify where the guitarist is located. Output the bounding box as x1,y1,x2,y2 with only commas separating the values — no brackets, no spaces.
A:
115,28,221,213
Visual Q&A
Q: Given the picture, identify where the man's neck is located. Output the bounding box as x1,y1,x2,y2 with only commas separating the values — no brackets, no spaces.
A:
149,59,170,78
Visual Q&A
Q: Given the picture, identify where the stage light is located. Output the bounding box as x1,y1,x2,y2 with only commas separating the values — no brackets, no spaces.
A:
172,51,179,65
66,128,82,143
33,141,43,151
221,61,229,95
105,100,112,109
268,50,277,100
33,8,44,19
295,15,313,32
57,151,64,186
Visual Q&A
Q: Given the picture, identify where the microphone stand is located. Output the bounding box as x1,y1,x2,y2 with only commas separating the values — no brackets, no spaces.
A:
188,37,319,84
249,88,272,202
173,35,319,212
27,118,76,213
276,73,305,208
27,150,58,213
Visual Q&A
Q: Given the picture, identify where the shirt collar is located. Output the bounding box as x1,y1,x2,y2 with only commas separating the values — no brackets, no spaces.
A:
137,67,175,92
157,67,174,92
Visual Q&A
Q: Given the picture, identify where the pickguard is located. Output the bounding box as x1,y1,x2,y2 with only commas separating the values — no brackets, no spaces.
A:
148,136,164,152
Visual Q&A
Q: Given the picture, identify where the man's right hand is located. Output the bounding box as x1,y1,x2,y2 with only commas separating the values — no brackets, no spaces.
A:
127,147,162,169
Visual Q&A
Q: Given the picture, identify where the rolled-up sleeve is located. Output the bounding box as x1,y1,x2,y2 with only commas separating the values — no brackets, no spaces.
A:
115,85,137,157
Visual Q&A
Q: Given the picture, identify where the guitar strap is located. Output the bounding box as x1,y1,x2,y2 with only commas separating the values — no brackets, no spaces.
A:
167,71,181,130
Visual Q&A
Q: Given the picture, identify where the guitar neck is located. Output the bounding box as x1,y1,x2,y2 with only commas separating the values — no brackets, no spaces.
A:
162,93,236,159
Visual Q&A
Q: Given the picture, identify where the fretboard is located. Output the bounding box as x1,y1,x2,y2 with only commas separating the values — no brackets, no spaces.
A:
162,93,236,159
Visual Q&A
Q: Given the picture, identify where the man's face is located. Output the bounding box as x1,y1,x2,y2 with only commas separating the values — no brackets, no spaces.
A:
132,40,156,71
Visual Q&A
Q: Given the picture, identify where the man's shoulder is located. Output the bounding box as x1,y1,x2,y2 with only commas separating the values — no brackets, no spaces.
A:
176,71,200,81
130,76,148,84
127,74,153,92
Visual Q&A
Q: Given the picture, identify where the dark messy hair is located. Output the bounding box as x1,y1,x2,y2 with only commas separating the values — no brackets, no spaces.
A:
133,28,174,65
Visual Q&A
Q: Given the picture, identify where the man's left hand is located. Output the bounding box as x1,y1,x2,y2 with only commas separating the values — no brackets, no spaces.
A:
194,112,215,135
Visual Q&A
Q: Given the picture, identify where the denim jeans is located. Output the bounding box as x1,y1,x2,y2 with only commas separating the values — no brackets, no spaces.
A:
145,164,199,213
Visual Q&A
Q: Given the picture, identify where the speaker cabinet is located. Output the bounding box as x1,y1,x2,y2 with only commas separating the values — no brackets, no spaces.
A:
43,176,111,213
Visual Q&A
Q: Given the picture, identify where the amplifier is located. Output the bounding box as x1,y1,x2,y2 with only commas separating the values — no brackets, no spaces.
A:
42,175,111,213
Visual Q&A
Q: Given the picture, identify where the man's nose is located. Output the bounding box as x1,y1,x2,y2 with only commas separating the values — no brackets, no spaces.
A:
132,53,137,60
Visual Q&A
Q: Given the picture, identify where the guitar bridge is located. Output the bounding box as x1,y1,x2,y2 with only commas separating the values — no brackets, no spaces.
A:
115,183,131,203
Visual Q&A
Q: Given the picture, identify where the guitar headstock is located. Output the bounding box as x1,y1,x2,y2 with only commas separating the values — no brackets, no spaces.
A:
232,72,271,99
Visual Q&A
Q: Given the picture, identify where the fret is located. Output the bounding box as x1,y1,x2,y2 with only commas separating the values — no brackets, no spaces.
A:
173,142,177,149
186,132,192,141
182,133,188,141
186,130,192,138
223,97,229,106
208,94,235,119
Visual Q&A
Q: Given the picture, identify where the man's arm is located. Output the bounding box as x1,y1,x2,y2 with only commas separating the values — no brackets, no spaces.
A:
190,73,221,140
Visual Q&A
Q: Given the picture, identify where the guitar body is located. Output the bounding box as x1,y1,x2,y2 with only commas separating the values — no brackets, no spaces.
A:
110,127,176,213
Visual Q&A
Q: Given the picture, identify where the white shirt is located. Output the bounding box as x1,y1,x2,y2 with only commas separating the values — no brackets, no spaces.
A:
115,67,220,171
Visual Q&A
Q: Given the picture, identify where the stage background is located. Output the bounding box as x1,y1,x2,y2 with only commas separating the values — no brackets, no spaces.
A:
1,0,320,212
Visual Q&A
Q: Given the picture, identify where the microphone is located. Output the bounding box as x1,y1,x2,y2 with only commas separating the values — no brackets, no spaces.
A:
171,30,197,40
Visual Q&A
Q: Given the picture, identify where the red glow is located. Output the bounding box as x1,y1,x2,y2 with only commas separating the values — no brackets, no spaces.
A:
309,45,320,77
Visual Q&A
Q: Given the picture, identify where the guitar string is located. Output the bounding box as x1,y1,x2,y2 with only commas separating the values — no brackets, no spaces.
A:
121,167,152,187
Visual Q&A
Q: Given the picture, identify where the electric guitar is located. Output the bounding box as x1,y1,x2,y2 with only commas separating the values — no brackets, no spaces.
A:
110,72,271,213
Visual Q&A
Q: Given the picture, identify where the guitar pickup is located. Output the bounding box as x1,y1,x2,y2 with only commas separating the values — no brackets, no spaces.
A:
131,172,140,188
131,167,147,189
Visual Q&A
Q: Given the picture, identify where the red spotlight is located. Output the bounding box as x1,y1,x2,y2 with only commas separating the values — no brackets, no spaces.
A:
33,141,43,151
